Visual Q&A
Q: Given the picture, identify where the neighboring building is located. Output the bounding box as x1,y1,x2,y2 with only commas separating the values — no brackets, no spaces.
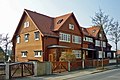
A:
81,26,112,60
117,50,120,58
12,9,112,63
12,9,82,62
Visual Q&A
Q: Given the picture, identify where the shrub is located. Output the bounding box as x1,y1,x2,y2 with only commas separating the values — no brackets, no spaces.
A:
59,52,76,62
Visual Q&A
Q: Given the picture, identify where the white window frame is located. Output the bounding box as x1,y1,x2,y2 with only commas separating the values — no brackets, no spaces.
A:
34,51,43,57
24,34,29,42
34,31,40,40
59,32,71,42
98,51,105,58
95,40,100,46
21,51,27,57
72,50,81,58
103,42,106,47
72,35,81,44
24,21,30,28
89,38,93,42
69,24,74,30
99,33,102,38
84,37,93,42
17,35,20,43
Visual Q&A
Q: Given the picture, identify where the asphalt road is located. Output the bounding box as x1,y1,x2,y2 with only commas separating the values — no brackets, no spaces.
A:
69,69,120,80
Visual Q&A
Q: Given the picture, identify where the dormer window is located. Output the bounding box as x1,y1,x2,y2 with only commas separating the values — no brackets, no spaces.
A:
69,24,74,30
57,19,63,24
24,21,29,28
93,30,96,33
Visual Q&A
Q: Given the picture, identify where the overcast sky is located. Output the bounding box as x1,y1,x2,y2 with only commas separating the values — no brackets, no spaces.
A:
0,0,120,50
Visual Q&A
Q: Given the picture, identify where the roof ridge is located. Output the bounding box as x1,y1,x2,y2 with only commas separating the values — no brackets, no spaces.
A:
24,9,54,19
54,12,73,18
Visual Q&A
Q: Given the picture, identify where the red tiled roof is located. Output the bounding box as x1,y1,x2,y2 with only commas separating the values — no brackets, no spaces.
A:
81,26,100,38
25,9,57,36
12,9,79,40
81,28,91,36
53,13,72,31
25,9,74,36
86,26,100,37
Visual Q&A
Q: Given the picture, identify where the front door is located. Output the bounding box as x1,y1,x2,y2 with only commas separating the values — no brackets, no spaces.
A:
49,54,53,61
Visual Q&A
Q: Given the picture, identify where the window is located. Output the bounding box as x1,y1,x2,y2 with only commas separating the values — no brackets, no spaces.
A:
34,31,40,40
34,51,43,57
16,35,20,43
24,21,29,28
72,35,81,44
72,50,81,58
24,34,29,42
98,51,105,58
103,42,106,47
99,33,102,38
69,24,74,30
57,19,63,24
95,40,100,46
21,51,27,57
89,38,93,42
59,32,70,42
83,37,93,42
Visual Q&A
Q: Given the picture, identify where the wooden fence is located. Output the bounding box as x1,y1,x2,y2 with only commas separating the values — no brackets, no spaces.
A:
51,59,109,73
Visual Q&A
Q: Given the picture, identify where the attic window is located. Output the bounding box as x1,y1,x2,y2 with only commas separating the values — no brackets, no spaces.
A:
69,24,74,30
24,21,30,28
57,19,63,24
82,28,84,31
92,30,96,33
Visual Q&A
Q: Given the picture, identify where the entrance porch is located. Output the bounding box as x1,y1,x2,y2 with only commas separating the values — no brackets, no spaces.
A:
47,45,72,62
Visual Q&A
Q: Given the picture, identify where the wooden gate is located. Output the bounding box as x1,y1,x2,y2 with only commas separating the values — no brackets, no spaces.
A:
52,61,68,73
9,62,34,79
0,63,5,79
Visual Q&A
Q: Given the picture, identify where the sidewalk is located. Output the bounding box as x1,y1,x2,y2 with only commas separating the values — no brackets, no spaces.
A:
15,65,118,80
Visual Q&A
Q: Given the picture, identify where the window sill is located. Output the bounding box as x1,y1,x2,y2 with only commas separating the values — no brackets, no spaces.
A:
22,56,27,58
35,39,39,41
34,56,42,57
25,40,28,42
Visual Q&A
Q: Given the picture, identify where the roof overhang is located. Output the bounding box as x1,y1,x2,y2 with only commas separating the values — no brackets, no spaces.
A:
47,45,71,49
82,48,96,51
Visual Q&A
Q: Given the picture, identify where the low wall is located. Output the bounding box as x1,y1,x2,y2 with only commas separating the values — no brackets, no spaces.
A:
34,61,52,76
92,59,109,67
70,61,82,70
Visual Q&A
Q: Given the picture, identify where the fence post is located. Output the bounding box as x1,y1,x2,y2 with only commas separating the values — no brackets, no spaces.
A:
21,63,23,77
5,62,10,79
68,61,70,71
33,61,37,76
82,60,85,69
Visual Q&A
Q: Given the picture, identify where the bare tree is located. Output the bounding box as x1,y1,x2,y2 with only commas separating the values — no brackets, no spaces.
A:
91,9,114,34
2,34,11,61
109,21,120,66
0,34,2,45
91,9,114,69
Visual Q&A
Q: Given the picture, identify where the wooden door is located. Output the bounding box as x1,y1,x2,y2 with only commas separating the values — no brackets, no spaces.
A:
49,54,53,62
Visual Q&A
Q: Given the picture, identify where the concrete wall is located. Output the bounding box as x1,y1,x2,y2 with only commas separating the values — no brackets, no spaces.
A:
34,61,52,76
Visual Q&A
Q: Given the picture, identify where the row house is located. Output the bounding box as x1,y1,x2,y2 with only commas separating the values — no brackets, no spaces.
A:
82,26,111,60
12,9,111,62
